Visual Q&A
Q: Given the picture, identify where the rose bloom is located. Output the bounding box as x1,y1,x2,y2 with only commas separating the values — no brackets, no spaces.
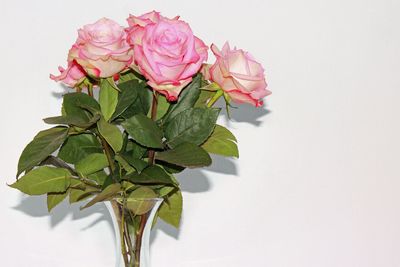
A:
68,18,133,78
126,11,179,46
50,60,86,87
130,14,208,101
206,42,270,107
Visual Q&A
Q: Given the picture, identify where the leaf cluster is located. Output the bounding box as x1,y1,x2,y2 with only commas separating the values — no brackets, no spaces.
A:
10,72,239,229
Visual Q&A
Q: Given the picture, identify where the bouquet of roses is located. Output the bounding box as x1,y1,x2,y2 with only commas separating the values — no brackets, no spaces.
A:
9,11,270,267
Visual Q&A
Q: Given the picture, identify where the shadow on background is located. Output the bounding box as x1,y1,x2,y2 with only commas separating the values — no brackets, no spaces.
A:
220,100,272,127
150,154,240,243
13,194,113,230
51,84,72,99
150,102,272,241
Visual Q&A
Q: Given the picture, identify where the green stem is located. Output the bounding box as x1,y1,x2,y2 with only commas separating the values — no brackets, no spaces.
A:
69,184,101,192
207,90,224,107
41,156,79,176
147,92,159,165
87,84,94,97
126,211,136,264
41,156,101,190
124,217,135,266
130,91,159,267
134,213,149,267
100,137,116,176
84,83,116,178
120,200,129,267
74,177,101,190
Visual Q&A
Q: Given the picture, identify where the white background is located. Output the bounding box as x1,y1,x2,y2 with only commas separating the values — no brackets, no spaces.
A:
1,0,400,266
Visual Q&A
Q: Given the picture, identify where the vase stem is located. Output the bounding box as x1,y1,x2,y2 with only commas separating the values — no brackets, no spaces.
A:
106,199,163,267
134,214,148,267
120,202,130,266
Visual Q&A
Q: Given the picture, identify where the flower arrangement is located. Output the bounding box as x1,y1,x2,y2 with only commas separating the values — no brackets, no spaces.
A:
9,11,270,267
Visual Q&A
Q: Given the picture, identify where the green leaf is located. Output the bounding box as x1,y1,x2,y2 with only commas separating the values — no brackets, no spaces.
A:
97,117,123,152
115,155,136,174
164,107,220,148
33,127,65,139
161,163,186,174
195,90,216,107
47,191,68,212
162,75,201,123
158,190,183,228
75,153,109,176
43,113,100,128
87,170,108,185
122,114,164,149
126,139,147,160
126,165,178,185
201,125,239,158
154,94,170,120
10,166,71,195
121,82,152,118
63,92,100,121
157,186,176,197
81,183,121,209
39,156,79,176
17,127,69,177
68,126,87,135
69,180,99,204
119,70,145,83
122,181,135,192
77,102,102,116
101,175,115,190
99,78,119,121
156,142,212,168
58,133,103,164
111,80,139,120
119,152,148,173
201,82,222,92
126,187,159,215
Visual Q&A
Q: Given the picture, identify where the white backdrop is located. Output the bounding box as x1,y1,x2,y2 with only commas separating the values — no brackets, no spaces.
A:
1,0,400,266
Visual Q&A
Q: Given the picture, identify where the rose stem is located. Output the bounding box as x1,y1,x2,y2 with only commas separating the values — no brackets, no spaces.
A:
87,84,94,97
120,199,130,266
100,137,116,176
133,91,159,267
134,213,149,267
124,211,135,263
147,92,159,165
86,83,126,264
111,200,129,267
84,83,116,177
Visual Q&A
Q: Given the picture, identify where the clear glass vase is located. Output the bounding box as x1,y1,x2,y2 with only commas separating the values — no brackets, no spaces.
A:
105,198,163,267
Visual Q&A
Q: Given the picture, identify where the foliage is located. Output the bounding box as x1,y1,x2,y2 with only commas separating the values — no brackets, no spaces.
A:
10,72,239,230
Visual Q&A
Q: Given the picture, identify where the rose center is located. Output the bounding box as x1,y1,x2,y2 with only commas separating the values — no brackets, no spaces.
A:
91,29,116,42
159,29,179,45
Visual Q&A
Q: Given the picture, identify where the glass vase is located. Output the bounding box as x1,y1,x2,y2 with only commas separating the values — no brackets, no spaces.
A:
105,198,163,267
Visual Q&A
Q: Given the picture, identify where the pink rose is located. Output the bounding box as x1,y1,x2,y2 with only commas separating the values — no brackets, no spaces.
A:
126,11,179,46
206,42,270,107
132,16,208,101
50,60,86,87
68,18,133,78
